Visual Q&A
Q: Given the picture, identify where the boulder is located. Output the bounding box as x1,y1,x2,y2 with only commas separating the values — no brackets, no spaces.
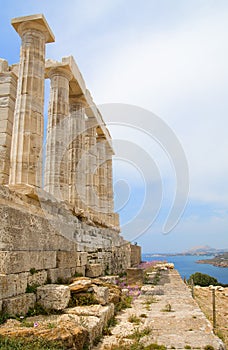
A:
36,284,70,311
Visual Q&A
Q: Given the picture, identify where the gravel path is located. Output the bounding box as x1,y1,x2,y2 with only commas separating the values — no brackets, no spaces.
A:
96,269,226,350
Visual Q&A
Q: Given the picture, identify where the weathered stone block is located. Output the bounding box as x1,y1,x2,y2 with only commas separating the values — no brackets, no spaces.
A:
47,268,72,283
27,270,47,287
0,59,8,72
93,285,109,305
100,276,119,284
60,313,102,346
74,266,86,276
130,244,141,267
0,251,56,274
36,284,70,311
0,272,28,299
63,304,115,345
127,268,143,286
69,278,92,293
57,251,78,268
86,264,102,278
2,293,36,316
77,252,88,267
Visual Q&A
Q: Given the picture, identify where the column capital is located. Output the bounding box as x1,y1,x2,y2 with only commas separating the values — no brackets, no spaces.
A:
46,65,73,82
11,14,55,43
70,94,87,106
97,134,106,143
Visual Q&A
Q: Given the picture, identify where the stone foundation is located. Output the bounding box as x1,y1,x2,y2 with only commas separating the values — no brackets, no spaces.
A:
0,185,133,312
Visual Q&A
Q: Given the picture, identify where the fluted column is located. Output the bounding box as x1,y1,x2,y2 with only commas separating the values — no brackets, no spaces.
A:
68,97,86,209
97,135,109,223
9,15,54,187
85,118,97,212
44,66,72,201
0,60,18,185
105,144,115,224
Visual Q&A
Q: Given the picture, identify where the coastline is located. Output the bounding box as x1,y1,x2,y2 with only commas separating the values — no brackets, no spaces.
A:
196,259,228,268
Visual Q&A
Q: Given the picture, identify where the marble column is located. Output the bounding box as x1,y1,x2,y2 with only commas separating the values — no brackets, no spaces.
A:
97,135,108,223
44,66,72,201
68,97,86,209
0,60,18,185
85,118,97,212
105,144,115,224
9,15,54,187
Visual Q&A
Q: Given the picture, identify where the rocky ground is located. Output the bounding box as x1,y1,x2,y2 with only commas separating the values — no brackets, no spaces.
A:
0,270,226,350
95,270,226,350
194,286,228,348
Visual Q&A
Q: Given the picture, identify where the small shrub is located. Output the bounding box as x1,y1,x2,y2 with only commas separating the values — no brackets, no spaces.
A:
26,303,49,317
20,321,34,328
140,313,147,318
161,303,172,312
29,268,37,275
184,346,191,349
56,277,69,285
119,271,127,278
108,316,118,327
145,345,166,350
204,346,215,350
187,272,218,287
128,314,141,325
215,329,225,341
73,272,83,278
0,335,66,349
0,313,11,325
115,295,132,313
46,277,52,284
26,283,39,294
103,316,117,335
144,296,158,305
127,327,151,341
93,335,102,346
68,293,98,307
48,323,57,329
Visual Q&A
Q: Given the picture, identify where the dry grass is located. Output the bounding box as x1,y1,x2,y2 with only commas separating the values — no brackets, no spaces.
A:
194,287,228,348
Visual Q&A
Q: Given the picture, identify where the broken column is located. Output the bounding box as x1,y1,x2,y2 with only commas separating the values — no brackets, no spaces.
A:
0,60,18,185
44,64,72,201
9,14,54,187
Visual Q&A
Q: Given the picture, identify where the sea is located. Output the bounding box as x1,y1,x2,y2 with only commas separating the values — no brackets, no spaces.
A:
142,254,228,284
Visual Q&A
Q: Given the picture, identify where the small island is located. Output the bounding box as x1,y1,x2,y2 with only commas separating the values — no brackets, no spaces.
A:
197,252,228,268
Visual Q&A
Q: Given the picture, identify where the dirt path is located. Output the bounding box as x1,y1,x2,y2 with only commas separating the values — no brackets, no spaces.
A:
95,269,226,349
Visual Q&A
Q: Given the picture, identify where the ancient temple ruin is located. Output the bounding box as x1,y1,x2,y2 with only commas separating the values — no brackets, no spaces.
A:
0,14,141,315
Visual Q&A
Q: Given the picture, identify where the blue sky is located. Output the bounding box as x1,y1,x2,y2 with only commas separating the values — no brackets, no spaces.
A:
1,1,228,252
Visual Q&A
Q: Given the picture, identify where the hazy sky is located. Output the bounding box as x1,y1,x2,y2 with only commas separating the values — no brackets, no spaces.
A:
1,1,228,252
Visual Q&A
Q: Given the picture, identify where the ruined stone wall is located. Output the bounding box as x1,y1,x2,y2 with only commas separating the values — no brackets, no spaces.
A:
130,245,142,267
0,185,131,315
